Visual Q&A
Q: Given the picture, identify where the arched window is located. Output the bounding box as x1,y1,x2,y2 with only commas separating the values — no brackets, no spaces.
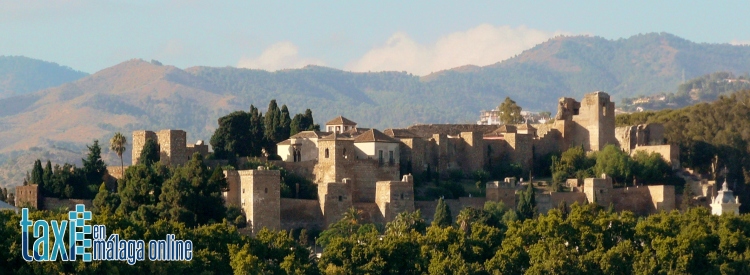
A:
325,148,329,158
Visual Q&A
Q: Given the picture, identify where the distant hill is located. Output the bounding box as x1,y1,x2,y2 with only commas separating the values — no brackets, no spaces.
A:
619,72,750,111
0,56,87,99
4,32,750,189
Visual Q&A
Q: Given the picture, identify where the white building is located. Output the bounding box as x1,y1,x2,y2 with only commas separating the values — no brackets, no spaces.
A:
710,180,741,215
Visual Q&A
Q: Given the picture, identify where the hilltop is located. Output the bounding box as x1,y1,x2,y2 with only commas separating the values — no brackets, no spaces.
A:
4,33,750,188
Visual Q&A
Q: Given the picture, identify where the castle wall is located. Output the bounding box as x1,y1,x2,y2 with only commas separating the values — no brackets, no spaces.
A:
106,166,126,180
610,185,675,215
548,192,587,211
280,198,324,231
457,132,485,174
354,203,384,225
223,170,241,206
279,160,316,180
504,133,534,171
186,144,209,159
485,181,517,208
406,124,501,138
397,137,428,175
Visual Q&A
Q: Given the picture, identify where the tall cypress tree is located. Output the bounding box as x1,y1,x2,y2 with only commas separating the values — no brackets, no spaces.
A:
82,140,108,188
517,183,536,220
432,198,452,227
303,109,319,131
290,114,303,136
41,160,53,196
249,105,265,156
31,160,44,186
279,105,291,141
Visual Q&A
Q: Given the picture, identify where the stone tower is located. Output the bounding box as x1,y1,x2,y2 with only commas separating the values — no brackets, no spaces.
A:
711,180,741,215
237,167,281,234
131,130,189,166
584,173,613,206
572,92,616,151
375,175,415,222
315,134,353,184
132,130,158,164
318,178,353,227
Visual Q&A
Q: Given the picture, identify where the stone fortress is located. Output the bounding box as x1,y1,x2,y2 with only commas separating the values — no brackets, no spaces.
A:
17,91,739,233
220,91,726,234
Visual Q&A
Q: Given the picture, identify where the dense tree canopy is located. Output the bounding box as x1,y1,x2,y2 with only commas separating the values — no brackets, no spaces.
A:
498,97,523,124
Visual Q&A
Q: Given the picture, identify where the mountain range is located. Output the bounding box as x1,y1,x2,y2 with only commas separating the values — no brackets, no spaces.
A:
3,32,750,189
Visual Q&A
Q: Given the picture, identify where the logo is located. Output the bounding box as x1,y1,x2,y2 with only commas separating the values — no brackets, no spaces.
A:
20,204,193,265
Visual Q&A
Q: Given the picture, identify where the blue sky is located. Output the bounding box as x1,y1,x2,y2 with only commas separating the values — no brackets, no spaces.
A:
2,1,748,75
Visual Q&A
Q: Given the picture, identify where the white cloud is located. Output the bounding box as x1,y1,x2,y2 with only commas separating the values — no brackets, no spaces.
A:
730,39,750,46
346,24,570,75
237,42,325,71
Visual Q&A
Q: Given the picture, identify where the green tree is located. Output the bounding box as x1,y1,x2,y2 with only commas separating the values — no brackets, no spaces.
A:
517,183,536,220
109,132,127,173
82,140,108,189
93,183,120,214
632,150,671,183
117,163,165,219
318,207,364,247
42,160,52,194
158,153,226,226
138,138,160,166
386,210,427,236
498,97,523,124
30,159,43,186
432,198,453,227
290,113,303,136
210,110,251,161
594,144,632,185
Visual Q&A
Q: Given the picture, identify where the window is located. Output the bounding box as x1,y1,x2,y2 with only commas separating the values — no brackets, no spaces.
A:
325,148,329,158
336,126,341,132
343,148,347,156
378,150,384,165
389,151,394,165
400,193,404,200
338,195,342,202
265,188,268,194
242,188,245,194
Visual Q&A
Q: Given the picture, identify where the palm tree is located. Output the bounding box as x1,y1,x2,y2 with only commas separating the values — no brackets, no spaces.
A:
342,207,361,234
109,132,127,175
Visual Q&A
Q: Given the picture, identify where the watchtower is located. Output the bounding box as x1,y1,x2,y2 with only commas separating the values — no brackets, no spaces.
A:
238,167,281,235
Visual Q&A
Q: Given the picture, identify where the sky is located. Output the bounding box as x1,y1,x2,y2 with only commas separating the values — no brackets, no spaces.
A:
1,1,749,75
